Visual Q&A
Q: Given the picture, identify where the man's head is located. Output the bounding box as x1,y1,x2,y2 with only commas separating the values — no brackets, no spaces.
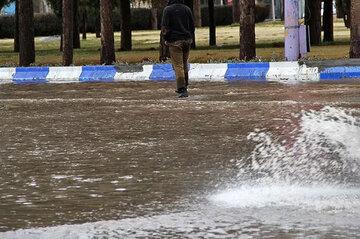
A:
167,0,185,5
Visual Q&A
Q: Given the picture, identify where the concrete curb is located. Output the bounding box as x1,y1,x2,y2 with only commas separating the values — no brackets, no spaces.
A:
1,61,360,85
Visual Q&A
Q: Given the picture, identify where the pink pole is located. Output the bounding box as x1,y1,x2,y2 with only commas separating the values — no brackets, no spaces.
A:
285,0,299,61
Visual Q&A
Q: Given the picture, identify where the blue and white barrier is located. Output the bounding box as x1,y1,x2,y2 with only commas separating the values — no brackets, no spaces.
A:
0,62,360,85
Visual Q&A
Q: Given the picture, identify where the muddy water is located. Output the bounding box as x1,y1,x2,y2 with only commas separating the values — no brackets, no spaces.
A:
0,82,360,238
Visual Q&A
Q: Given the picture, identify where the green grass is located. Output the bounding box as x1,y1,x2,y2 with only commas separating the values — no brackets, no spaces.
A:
0,19,351,66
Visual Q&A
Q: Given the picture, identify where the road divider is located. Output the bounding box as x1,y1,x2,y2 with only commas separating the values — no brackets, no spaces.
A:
1,62,360,85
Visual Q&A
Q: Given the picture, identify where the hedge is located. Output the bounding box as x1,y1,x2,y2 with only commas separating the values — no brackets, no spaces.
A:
0,5,269,39
0,13,61,38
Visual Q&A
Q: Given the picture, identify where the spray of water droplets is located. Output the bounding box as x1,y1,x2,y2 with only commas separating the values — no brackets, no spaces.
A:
211,106,360,209
236,106,360,186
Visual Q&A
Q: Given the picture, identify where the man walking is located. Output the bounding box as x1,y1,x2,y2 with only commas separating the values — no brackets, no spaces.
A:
161,0,195,98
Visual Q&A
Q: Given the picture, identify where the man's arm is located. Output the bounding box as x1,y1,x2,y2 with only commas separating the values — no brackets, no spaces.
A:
188,9,195,39
161,7,169,37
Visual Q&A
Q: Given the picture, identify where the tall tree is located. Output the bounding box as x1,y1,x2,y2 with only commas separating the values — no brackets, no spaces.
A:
14,0,19,52
323,0,334,42
19,0,35,66
120,0,132,51
184,0,196,48
193,0,201,27
239,0,256,60
62,0,73,65
232,0,240,23
150,8,158,30
208,0,216,46
73,0,80,49
336,0,343,18
81,8,87,40
100,0,115,64
350,0,360,58
305,0,321,45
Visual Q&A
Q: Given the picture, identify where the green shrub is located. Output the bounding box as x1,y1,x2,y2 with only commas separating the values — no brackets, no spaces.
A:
0,13,61,39
0,15,15,38
201,6,233,26
34,13,61,36
201,5,270,26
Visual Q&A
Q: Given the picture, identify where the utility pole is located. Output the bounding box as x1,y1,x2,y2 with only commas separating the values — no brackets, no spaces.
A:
285,0,300,61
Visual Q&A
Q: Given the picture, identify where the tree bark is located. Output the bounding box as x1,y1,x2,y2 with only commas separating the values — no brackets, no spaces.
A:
208,0,216,46
100,0,116,65
19,0,35,66
95,9,101,38
184,0,196,49
194,0,202,27
350,0,360,58
151,8,158,30
120,0,132,51
62,0,73,66
82,10,87,40
342,0,351,28
14,0,19,52
305,0,321,45
73,0,80,49
232,0,240,23
239,0,256,60
323,0,334,42
336,0,343,18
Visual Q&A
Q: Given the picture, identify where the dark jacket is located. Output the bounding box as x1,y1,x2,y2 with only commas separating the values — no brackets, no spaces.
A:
161,0,195,43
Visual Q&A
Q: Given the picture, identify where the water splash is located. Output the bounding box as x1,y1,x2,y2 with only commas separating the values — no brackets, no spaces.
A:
239,106,360,185
212,106,360,209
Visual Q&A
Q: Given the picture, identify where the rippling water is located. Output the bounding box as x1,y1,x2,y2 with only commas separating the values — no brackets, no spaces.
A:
0,82,360,238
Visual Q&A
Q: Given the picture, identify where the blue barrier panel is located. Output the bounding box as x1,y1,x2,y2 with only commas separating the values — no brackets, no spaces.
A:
225,62,270,81
149,64,175,81
13,67,49,84
79,66,116,82
320,66,360,81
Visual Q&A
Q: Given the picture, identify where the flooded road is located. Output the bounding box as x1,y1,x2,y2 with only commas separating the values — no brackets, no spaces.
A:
1,82,360,238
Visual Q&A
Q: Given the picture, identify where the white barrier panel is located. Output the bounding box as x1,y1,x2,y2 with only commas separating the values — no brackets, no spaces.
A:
114,65,153,81
298,64,320,82
189,63,227,82
0,67,15,84
46,66,82,84
267,62,319,83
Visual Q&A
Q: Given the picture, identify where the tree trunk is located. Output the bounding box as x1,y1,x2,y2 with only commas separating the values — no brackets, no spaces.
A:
82,10,87,40
14,0,19,52
336,0,343,18
194,0,202,27
184,0,195,49
151,8,158,30
95,10,101,38
19,0,35,66
62,0,74,66
323,0,334,42
73,0,80,49
100,0,116,65
208,0,216,46
159,31,170,62
305,0,321,45
232,0,240,23
350,0,360,58
120,0,132,51
239,0,256,60
342,0,351,28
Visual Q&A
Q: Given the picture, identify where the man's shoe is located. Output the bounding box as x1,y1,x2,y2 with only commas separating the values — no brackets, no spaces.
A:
175,87,187,93
178,88,188,98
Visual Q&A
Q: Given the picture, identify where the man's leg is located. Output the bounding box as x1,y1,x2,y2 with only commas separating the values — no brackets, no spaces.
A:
169,44,186,91
182,42,190,88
